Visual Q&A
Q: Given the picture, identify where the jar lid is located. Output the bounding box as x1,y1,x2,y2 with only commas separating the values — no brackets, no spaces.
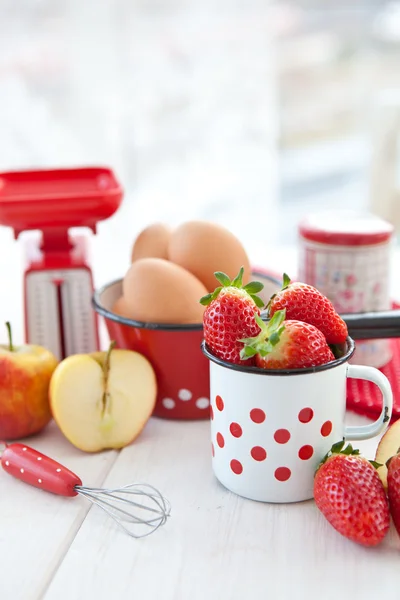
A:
299,210,394,246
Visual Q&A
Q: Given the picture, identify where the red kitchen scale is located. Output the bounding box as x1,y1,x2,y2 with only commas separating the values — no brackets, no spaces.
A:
0,167,123,360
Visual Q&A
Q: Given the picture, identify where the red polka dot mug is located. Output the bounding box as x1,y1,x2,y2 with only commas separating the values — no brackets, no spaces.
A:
202,338,393,503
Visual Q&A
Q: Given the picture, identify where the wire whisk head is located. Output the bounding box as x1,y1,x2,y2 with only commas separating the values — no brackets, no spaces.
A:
76,482,171,538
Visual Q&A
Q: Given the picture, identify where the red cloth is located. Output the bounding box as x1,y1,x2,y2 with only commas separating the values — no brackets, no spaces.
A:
347,337,400,422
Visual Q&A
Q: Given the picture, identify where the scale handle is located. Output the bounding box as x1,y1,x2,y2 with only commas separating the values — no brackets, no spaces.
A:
0,443,82,497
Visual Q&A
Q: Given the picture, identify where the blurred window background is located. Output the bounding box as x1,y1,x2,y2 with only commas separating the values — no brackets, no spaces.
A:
275,0,400,242
0,0,399,262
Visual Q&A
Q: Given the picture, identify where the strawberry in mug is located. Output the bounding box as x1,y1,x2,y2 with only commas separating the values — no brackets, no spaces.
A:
199,267,264,366
266,273,348,346
239,311,335,370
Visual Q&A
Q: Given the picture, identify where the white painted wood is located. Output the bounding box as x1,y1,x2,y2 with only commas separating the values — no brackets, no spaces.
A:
0,422,118,600
43,417,400,600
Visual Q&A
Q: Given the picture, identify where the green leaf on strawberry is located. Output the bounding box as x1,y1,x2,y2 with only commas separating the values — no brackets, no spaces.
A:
199,267,265,308
239,310,287,361
317,440,383,471
231,267,245,288
214,271,232,287
282,272,291,289
243,281,264,294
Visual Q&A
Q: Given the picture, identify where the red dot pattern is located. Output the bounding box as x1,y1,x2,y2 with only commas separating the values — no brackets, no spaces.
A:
230,459,243,475
321,420,333,437
216,395,224,411
250,408,266,424
274,429,291,444
275,467,291,481
213,406,326,481
251,446,267,461
230,422,243,438
298,445,314,460
216,432,225,448
298,408,314,423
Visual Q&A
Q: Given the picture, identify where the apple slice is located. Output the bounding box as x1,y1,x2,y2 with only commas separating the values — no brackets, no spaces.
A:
375,419,400,490
49,343,157,452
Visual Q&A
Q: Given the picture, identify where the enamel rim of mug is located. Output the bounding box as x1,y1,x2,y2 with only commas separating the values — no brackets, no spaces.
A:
92,270,282,332
201,337,356,376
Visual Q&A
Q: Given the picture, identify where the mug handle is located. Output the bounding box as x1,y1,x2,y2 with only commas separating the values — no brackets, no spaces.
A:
344,364,393,441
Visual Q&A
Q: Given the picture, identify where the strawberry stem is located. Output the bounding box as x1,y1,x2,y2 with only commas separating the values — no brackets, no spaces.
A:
5,321,13,352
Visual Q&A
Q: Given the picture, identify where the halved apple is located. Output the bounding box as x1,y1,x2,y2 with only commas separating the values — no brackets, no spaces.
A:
49,342,157,452
375,419,400,490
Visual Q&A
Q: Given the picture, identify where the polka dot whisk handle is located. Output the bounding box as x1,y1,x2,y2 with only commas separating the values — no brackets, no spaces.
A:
1,443,82,496
0,442,171,538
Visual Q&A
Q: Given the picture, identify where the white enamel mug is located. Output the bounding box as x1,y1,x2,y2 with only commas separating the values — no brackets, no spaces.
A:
201,338,393,503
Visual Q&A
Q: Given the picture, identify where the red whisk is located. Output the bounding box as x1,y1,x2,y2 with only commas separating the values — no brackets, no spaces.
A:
1,442,171,538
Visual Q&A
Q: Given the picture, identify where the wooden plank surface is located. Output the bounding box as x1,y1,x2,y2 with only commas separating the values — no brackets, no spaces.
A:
0,422,118,600
42,417,400,600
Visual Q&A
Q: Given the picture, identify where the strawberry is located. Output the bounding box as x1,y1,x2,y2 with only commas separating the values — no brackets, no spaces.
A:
200,267,265,365
386,451,400,537
267,274,348,345
313,440,390,547
240,310,335,369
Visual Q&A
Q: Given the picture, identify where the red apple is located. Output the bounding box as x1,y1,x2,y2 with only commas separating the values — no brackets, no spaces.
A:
0,322,59,440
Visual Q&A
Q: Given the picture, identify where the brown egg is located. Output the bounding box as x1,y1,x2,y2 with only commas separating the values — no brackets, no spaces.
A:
122,258,208,324
168,220,251,292
131,223,172,263
111,296,132,319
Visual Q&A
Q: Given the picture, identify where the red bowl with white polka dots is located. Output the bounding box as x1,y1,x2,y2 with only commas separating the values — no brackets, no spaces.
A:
92,272,282,420
92,279,208,419
202,338,393,503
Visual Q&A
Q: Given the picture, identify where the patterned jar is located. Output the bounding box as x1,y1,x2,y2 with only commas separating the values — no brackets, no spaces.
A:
298,210,394,368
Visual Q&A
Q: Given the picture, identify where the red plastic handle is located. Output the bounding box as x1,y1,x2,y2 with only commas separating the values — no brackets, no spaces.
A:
0,443,82,497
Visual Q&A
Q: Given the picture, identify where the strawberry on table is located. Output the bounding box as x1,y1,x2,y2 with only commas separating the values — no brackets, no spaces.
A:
200,267,264,365
313,440,390,547
267,273,348,345
386,451,400,537
240,309,335,369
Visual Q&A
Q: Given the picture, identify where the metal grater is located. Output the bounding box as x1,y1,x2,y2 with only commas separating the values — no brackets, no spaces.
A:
0,167,123,360
25,268,98,361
